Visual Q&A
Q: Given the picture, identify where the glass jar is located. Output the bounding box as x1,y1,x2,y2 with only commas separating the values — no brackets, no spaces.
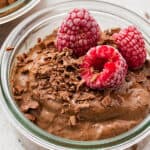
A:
0,1,150,149
0,0,40,24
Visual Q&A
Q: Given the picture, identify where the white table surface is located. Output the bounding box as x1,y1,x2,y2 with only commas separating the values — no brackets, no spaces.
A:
0,0,150,150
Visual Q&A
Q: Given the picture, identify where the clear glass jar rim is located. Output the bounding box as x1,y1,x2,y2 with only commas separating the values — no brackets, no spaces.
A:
0,1,150,149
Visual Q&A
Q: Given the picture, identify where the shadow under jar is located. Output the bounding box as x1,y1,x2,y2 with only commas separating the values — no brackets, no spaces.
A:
0,1,150,150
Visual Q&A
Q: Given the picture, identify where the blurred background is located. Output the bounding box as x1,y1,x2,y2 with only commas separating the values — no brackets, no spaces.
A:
0,0,150,149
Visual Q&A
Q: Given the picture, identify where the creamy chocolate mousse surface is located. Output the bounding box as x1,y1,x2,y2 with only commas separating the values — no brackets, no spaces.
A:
11,29,150,141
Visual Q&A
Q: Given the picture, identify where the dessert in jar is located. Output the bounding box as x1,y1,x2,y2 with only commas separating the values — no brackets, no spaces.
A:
0,0,16,8
10,8,150,141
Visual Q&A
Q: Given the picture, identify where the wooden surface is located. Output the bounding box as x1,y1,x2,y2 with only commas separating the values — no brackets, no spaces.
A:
0,0,150,149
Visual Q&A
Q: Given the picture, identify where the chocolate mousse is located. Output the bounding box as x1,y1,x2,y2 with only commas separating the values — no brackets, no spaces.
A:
11,29,150,141
0,0,16,8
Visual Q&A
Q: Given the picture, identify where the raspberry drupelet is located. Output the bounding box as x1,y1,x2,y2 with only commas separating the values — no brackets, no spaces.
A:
113,26,146,69
80,45,128,90
56,8,101,57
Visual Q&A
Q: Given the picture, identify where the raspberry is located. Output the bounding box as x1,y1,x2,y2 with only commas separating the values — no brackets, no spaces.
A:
113,26,146,69
56,8,101,57
80,45,127,90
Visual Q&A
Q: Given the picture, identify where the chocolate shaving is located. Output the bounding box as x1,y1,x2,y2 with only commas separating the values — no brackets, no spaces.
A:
6,47,14,51
98,27,120,47
145,12,150,20
24,113,36,121
37,37,42,43
20,101,39,112
101,95,112,108
69,115,77,126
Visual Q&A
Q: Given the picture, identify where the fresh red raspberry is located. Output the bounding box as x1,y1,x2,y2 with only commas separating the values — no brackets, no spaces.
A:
113,26,146,69
80,45,127,90
56,8,101,57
